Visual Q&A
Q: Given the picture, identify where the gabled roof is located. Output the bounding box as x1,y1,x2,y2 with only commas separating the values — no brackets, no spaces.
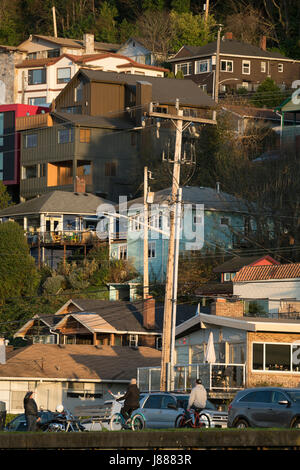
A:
234,263,300,282
213,255,279,273
18,34,120,52
74,69,216,108
0,344,161,381
0,191,114,218
169,39,297,62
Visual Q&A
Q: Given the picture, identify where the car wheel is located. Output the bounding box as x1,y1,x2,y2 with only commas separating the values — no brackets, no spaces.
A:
291,418,300,428
234,418,249,429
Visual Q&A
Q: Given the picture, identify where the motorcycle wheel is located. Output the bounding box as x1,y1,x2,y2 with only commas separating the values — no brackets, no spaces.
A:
45,422,65,432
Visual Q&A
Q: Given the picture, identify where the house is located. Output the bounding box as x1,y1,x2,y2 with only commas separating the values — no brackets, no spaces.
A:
0,103,49,202
168,33,300,96
274,94,300,152
170,304,300,398
109,185,257,283
15,52,168,107
0,343,161,414
233,262,300,316
0,190,113,266
117,37,165,66
19,69,215,202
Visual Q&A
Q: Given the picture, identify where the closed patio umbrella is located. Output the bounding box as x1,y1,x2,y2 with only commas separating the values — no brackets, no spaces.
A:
204,331,216,363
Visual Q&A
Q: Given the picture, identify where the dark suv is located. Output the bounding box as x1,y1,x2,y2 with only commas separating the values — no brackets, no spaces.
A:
228,387,300,428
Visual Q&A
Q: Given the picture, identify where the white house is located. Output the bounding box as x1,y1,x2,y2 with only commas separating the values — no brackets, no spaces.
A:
233,263,300,315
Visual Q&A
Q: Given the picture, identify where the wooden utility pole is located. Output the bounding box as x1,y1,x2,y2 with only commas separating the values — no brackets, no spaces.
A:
52,6,58,38
143,166,149,299
214,25,222,104
204,0,210,24
160,102,183,391
147,101,216,392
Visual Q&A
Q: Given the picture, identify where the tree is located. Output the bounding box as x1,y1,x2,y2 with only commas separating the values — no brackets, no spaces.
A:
0,221,39,304
0,182,11,210
251,77,285,108
169,10,216,52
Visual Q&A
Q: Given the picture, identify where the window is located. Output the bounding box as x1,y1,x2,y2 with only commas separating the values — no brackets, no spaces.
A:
28,97,47,106
47,49,60,58
61,106,82,114
58,128,74,144
130,214,142,232
28,68,46,85
193,214,203,225
0,153,3,180
278,63,283,72
143,395,163,409
119,244,127,260
242,60,251,75
39,163,46,177
252,342,296,372
57,67,71,84
224,272,236,282
27,52,37,60
25,134,37,148
244,299,268,316
75,82,83,102
261,61,266,73
176,62,192,76
220,216,230,226
239,390,271,403
220,60,233,72
129,334,138,347
80,129,91,143
105,162,117,176
195,59,210,74
161,396,177,409
148,241,156,258
22,165,37,179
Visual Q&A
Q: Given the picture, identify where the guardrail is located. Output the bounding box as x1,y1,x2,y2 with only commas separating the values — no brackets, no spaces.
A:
137,363,245,392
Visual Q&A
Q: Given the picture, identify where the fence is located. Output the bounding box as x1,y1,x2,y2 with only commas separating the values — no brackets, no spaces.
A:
137,363,245,393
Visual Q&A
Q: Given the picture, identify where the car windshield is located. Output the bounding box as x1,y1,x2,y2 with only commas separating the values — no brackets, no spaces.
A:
286,391,300,403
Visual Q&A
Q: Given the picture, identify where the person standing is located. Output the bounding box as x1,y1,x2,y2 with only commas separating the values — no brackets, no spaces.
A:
117,378,140,422
24,391,40,431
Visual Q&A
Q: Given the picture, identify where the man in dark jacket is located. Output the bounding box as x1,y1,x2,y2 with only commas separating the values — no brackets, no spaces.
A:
24,391,40,431
117,378,140,421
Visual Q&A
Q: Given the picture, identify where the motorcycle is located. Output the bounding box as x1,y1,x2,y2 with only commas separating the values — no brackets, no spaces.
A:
42,408,85,432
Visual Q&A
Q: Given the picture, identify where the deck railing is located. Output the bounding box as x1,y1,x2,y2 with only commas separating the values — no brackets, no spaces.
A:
137,363,245,393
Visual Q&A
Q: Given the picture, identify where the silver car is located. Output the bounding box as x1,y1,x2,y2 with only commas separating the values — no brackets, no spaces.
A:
136,392,227,429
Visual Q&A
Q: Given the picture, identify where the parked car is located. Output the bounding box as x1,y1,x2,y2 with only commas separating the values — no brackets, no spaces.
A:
5,410,57,431
136,392,228,429
228,387,300,428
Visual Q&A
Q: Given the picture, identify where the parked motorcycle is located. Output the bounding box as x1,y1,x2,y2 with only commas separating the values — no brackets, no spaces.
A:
41,406,85,432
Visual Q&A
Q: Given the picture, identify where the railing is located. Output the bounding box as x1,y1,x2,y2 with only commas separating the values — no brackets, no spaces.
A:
26,230,100,245
137,363,245,393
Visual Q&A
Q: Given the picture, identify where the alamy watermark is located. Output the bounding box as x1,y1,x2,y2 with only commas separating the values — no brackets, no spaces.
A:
95,196,205,250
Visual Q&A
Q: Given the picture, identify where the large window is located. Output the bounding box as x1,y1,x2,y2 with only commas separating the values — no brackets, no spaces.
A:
252,342,300,372
28,97,47,106
220,60,233,72
57,67,71,84
58,128,74,144
28,68,46,85
195,59,210,74
176,62,192,76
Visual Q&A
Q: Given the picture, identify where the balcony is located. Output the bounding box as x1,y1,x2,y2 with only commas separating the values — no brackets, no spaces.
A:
26,230,100,246
137,363,245,394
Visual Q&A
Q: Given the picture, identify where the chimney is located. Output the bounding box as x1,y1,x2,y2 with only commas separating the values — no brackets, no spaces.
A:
224,32,233,40
211,298,244,318
83,33,95,55
260,36,267,51
0,338,6,365
75,176,86,193
136,81,152,126
143,295,156,330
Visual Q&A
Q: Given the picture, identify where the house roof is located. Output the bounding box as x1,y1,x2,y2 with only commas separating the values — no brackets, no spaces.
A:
222,105,300,123
233,263,300,282
169,39,296,62
19,34,120,52
0,191,114,218
125,186,251,213
75,69,216,108
0,344,161,382
176,311,300,337
213,255,279,273
52,111,135,129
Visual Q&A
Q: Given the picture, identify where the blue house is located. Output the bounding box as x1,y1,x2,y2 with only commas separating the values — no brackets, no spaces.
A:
109,186,255,284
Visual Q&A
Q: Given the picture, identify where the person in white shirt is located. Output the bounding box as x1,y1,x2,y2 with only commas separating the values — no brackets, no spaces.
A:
186,379,207,423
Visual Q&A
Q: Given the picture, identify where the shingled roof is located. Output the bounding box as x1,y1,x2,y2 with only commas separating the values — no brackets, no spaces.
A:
233,263,300,282
0,344,161,381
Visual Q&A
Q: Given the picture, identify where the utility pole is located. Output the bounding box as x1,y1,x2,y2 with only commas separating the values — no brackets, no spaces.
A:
204,0,210,24
143,166,149,299
214,24,222,104
52,6,58,38
147,101,217,392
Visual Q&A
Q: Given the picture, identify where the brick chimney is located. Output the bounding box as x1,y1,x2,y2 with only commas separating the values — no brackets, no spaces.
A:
260,36,267,51
143,295,156,330
75,176,86,193
83,33,95,54
211,298,244,318
224,32,233,40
